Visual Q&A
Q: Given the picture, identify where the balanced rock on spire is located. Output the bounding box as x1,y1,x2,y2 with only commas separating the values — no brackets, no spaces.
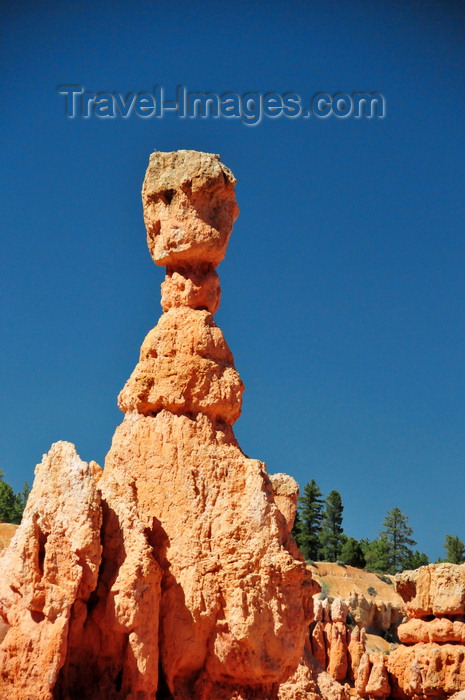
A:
0,150,320,700
101,150,318,698
143,149,238,268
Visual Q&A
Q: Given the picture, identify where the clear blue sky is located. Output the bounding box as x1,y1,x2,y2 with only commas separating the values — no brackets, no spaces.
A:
1,0,464,561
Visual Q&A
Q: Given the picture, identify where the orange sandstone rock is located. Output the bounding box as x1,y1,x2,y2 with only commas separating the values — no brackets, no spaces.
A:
364,652,390,698
278,645,346,700
331,597,349,623
55,468,163,699
269,472,300,532
0,523,17,552
314,596,332,623
307,562,404,634
143,149,238,267
0,442,102,700
398,617,465,644
118,306,244,424
385,563,465,698
161,266,221,314
102,410,316,696
347,626,366,681
354,653,371,696
102,150,318,697
325,621,349,682
388,643,465,698
311,620,328,669
396,563,465,618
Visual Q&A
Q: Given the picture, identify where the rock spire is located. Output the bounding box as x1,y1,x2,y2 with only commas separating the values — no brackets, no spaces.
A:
0,150,318,699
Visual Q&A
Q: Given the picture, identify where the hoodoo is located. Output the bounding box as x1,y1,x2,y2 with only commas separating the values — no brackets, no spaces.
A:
0,151,318,699
97,150,318,698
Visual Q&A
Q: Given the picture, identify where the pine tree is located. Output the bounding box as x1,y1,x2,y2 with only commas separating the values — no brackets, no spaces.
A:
297,479,324,561
0,480,16,522
340,537,365,568
319,490,345,561
292,508,303,547
0,471,30,525
363,536,391,572
404,549,429,570
380,507,416,573
444,535,465,564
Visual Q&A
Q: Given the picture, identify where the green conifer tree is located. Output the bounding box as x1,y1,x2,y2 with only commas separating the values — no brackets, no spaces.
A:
319,490,345,562
380,507,416,573
297,479,324,561
443,535,465,564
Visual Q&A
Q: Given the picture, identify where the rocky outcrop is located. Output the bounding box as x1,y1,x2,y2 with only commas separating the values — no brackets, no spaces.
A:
386,563,465,699
348,564,465,699
278,644,347,700
307,562,405,635
396,563,465,618
355,652,390,698
388,643,465,698
142,149,238,269
0,442,103,699
269,472,300,532
348,590,403,634
309,593,396,699
0,151,325,699
308,564,465,698
310,595,367,685
398,617,465,644
54,462,163,699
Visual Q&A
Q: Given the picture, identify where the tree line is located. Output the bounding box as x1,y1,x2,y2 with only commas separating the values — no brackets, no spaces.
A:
292,479,465,574
0,471,30,525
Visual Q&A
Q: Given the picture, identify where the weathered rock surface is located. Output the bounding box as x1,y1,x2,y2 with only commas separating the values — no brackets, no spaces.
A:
388,643,465,698
331,597,349,623
364,652,390,697
383,563,465,698
55,467,163,699
311,620,328,669
325,621,349,682
0,442,102,699
347,625,366,681
310,595,369,687
102,410,318,696
396,563,465,618
307,562,405,634
118,306,244,424
398,617,465,644
269,472,300,532
310,564,465,698
143,149,238,268
278,645,346,700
